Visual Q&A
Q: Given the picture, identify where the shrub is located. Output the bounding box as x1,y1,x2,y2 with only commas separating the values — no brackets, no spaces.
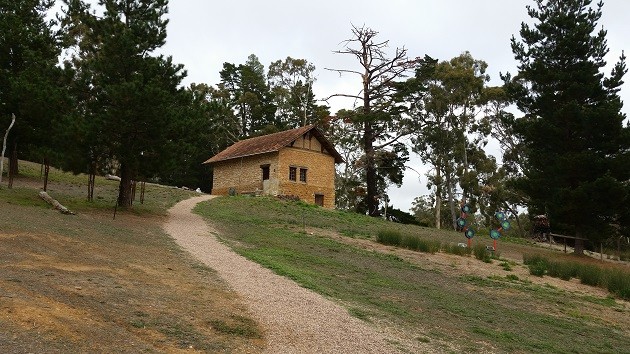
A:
417,239,441,254
506,274,520,281
376,230,402,246
401,235,421,251
473,244,492,263
604,269,630,300
578,264,602,287
522,254,630,300
523,254,548,276
443,243,472,256
499,261,513,271
546,260,578,281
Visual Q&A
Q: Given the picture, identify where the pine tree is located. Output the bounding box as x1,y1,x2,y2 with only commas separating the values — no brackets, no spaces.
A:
62,0,187,206
507,0,629,243
0,0,65,182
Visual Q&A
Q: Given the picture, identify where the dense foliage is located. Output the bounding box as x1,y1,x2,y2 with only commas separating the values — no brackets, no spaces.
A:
505,0,630,243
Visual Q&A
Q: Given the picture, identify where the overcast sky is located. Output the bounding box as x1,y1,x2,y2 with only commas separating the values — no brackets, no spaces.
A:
154,0,629,212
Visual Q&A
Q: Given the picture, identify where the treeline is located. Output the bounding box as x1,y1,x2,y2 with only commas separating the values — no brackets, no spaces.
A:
1,0,629,247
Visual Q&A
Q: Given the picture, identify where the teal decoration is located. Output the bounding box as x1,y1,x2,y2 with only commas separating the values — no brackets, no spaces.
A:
495,211,506,221
465,228,475,239
456,218,467,228
490,229,501,240
461,204,472,214
501,220,511,230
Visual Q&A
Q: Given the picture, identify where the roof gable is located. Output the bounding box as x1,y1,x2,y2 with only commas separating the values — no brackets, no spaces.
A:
203,125,343,164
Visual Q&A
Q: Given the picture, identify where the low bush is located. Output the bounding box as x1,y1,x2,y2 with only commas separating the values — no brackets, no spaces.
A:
473,244,492,263
418,239,441,254
376,230,402,246
523,254,548,276
401,235,421,250
605,269,630,300
522,254,630,300
443,243,472,256
578,264,602,287
546,260,578,281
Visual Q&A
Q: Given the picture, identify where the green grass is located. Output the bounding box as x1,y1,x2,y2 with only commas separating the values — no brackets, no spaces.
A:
523,253,630,300
0,160,197,216
376,230,402,246
195,196,630,353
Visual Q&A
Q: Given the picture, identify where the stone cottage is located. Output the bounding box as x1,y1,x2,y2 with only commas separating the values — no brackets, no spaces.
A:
203,125,343,209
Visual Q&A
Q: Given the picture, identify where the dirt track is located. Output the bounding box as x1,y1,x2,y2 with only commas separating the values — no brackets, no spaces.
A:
163,195,416,353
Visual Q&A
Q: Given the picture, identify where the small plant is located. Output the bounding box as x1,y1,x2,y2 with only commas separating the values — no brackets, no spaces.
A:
528,262,547,277
499,261,513,271
401,235,421,250
523,253,549,276
416,239,441,254
473,244,492,263
578,264,602,287
546,260,578,281
376,230,402,246
443,243,472,256
506,274,519,281
604,269,630,300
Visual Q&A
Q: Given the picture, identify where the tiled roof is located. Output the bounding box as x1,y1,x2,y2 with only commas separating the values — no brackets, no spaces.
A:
203,125,343,164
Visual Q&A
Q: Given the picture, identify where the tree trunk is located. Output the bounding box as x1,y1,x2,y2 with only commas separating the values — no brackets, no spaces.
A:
140,181,146,204
0,113,16,184
117,163,133,207
364,121,379,217
131,180,137,205
446,172,457,230
435,168,442,229
87,161,96,202
8,143,17,188
574,230,585,255
43,157,50,191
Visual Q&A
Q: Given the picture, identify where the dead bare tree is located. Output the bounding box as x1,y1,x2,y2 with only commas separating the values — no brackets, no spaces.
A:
1,114,16,184
326,24,414,216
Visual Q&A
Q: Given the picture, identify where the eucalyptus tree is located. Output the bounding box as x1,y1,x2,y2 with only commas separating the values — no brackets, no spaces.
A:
506,0,629,243
268,57,323,128
402,52,490,229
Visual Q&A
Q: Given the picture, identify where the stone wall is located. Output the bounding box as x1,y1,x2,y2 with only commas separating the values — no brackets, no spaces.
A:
277,147,336,209
211,152,279,195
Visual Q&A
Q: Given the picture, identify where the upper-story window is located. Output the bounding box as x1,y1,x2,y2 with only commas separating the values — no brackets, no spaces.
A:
299,168,307,183
289,166,297,181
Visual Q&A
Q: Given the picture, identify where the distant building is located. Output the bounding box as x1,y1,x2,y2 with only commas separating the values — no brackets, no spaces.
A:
203,125,343,209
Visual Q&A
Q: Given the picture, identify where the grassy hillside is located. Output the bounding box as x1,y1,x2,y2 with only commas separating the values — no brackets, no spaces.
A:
196,196,630,353
0,161,264,352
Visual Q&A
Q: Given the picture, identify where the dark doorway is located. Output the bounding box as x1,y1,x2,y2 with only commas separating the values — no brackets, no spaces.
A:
315,194,324,207
261,165,270,180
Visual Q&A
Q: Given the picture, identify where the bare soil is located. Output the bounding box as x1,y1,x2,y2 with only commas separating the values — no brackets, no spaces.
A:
0,189,264,353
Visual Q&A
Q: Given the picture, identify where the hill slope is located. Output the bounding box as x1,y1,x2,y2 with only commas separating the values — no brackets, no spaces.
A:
196,196,630,353
0,161,264,352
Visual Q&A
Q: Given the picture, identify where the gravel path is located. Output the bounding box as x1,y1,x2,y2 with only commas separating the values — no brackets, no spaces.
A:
164,195,400,353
